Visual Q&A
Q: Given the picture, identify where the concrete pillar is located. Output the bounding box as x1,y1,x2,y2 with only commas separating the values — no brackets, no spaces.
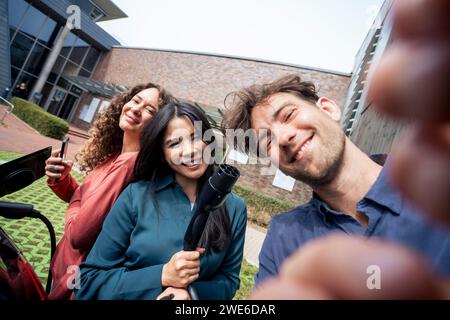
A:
30,23,72,104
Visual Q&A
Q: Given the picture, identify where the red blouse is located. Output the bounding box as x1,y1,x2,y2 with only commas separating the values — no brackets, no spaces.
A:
47,152,137,300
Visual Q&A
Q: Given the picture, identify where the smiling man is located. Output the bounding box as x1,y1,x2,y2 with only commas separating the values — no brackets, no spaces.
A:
222,74,450,286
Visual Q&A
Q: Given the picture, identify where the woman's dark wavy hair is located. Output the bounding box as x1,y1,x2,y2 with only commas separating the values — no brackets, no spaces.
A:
132,101,231,252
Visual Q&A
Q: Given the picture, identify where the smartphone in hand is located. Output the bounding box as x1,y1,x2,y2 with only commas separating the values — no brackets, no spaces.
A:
59,136,69,160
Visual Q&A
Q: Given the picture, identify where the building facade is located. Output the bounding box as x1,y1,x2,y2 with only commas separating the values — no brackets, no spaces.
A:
87,47,351,203
2,0,354,204
0,0,126,121
341,0,407,155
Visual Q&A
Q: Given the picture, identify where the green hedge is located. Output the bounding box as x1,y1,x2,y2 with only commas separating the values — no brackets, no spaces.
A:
233,184,295,228
11,97,69,140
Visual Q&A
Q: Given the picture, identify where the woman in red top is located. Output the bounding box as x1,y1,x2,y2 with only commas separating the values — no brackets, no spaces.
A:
44,83,174,299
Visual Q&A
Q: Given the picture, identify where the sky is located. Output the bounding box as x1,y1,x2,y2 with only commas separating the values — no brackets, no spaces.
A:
98,0,385,74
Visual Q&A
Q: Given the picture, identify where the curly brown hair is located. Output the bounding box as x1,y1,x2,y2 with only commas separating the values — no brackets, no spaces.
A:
76,83,174,174
222,74,319,132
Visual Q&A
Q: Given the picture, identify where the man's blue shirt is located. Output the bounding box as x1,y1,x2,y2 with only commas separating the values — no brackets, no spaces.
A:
255,163,450,286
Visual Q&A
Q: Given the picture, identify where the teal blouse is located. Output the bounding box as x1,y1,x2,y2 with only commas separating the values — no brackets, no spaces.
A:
75,174,247,300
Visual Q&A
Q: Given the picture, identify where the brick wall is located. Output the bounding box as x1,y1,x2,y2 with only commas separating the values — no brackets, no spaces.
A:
93,47,351,108
232,161,312,206
90,47,350,207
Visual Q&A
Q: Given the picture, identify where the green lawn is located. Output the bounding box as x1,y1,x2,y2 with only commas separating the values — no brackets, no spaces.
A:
235,259,258,300
0,150,257,299
0,150,24,162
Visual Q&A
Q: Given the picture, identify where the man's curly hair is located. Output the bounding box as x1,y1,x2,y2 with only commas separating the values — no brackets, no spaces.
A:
76,82,174,174
222,74,319,132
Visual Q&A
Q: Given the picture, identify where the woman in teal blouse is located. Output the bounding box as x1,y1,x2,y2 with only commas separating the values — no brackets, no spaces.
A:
75,102,247,300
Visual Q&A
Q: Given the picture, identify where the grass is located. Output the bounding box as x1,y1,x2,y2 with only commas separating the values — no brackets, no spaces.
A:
233,184,295,229
0,150,23,162
234,259,258,300
0,150,258,299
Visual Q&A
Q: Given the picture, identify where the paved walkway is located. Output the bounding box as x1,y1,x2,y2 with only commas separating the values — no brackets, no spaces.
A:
0,107,266,269
244,225,266,267
0,106,88,161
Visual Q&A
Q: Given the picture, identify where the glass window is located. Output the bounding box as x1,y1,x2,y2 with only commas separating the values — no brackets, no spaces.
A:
52,27,63,46
8,0,29,31
11,67,20,86
82,47,101,71
13,72,38,100
48,56,66,84
36,17,57,45
69,37,89,65
57,77,71,90
62,61,79,77
78,69,91,78
90,7,105,21
70,86,83,96
47,73,58,84
47,87,67,115
60,32,76,57
9,27,15,41
16,4,47,40
44,24,62,49
23,43,50,76
58,93,78,120
10,32,34,69
39,82,54,108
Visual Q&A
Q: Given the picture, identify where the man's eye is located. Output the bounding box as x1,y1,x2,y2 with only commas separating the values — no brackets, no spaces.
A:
286,109,295,121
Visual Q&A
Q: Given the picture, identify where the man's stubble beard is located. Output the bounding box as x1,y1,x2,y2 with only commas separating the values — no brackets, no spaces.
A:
287,130,346,188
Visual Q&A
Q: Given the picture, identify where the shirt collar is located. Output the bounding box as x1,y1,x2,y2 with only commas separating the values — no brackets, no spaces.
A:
311,194,339,215
311,155,402,217
154,173,176,192
362,158,403,215
310,194,341,226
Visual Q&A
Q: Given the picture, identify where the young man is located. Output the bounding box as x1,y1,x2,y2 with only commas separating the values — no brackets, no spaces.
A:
222,74,450,286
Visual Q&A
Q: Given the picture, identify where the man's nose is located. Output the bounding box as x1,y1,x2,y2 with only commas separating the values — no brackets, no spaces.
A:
279,128,296,149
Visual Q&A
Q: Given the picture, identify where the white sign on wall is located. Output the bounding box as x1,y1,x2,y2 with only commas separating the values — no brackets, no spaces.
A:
272,169,296,192
227,149,249,164
79,97,100,123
